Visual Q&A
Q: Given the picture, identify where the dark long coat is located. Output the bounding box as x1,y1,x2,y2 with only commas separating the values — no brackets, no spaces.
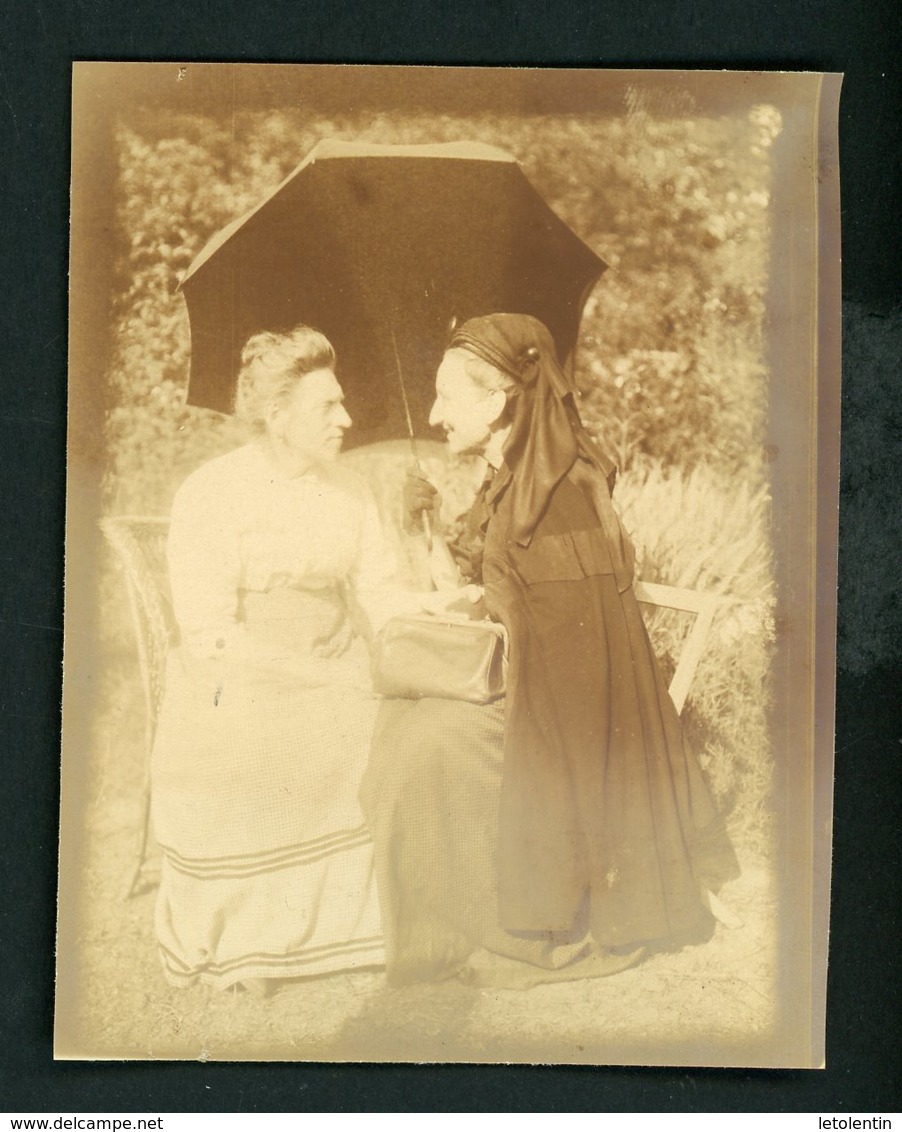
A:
478,460,737,946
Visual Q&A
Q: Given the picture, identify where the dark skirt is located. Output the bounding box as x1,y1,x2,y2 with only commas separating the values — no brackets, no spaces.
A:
360,698,594,984
496,572,739,947
361,574,739,985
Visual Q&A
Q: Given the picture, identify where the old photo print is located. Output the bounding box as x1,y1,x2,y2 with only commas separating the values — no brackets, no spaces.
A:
57,64,841,1066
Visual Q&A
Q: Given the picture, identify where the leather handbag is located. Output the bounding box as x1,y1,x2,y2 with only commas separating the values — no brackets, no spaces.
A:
373,613,507,704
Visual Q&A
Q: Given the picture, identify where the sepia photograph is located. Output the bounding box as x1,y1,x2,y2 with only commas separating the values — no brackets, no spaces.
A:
56,63,841,1067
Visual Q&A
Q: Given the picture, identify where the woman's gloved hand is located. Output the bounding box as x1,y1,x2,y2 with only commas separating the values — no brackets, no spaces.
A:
403,466,441,534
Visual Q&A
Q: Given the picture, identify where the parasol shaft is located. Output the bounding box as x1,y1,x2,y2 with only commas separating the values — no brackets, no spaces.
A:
390,326,422,472
389,323,430,549
389,325,460,590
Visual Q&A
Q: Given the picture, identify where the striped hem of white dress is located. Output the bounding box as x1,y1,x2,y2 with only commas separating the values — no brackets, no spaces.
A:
157,824,374,881
159,935,386,988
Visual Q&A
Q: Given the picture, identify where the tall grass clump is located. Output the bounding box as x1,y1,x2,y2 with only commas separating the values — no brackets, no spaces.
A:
615,459,775,856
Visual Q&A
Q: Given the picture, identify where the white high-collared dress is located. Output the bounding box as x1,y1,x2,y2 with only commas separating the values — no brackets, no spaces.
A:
151,443,403,989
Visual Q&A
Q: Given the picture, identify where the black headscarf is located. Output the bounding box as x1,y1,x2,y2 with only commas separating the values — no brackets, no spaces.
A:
447,314,633,586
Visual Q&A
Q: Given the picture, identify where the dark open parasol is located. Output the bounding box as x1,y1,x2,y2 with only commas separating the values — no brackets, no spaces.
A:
179,138,607,446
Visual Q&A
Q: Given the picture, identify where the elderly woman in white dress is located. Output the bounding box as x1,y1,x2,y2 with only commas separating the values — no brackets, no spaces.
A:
151,325,409,995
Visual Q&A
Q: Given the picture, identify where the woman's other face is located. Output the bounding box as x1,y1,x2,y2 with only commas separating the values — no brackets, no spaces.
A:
429,352,505,456
269,368,352,468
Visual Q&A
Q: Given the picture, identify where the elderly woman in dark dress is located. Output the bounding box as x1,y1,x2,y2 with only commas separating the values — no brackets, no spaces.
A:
361,313,739,988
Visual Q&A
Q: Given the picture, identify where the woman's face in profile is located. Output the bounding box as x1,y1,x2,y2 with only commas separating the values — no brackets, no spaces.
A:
269,368,352,469
429,352,503,456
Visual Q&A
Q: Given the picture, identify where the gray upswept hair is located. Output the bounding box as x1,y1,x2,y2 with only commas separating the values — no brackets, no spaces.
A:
445,346,518,398
233,325,336,435
445,348,519,433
